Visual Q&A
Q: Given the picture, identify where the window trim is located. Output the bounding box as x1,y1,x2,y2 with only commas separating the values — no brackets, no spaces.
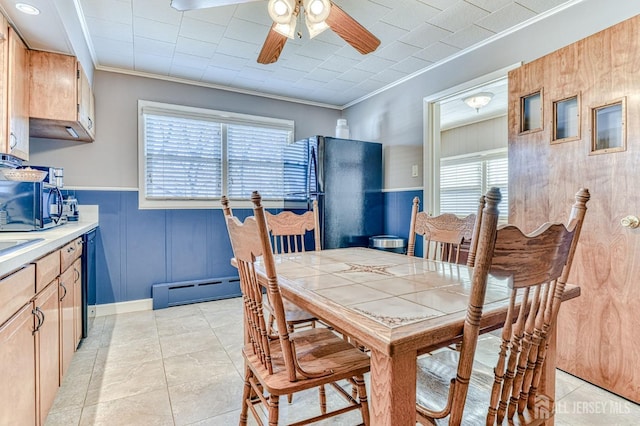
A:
138,100,295,209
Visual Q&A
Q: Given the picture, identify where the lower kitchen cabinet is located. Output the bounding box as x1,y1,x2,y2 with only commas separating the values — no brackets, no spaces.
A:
59,264,75,380
0,302,36,425
34,281,60,425
60,238,83,380
0,234,86,425
72,258,82,348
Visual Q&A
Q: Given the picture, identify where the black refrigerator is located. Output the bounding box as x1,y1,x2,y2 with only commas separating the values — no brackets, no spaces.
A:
286,135,383,249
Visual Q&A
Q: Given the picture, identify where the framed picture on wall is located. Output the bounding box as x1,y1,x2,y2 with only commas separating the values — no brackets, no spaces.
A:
590,97,626,155
552,94,580,144
520,89,543,134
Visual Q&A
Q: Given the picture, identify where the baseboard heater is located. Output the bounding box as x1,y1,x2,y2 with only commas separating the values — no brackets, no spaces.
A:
152,276,241,310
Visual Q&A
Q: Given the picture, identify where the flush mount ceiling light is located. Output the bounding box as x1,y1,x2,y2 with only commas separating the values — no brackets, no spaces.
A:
463,92,494,113
15,2,40,15
170,0,380,65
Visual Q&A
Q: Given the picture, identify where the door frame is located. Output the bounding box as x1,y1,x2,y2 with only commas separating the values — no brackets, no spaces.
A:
422,63,520,216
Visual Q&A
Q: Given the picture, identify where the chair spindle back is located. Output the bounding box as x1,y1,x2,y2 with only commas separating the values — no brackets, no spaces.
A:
265,200,321,254
408,196,476,263
486,188,589,424
222,192,298,382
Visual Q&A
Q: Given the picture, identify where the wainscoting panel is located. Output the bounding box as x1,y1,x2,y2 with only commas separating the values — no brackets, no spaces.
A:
67,189,418,307
384,190,424,257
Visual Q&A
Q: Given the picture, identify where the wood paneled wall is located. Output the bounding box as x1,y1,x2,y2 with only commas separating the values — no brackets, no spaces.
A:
508,15,640,403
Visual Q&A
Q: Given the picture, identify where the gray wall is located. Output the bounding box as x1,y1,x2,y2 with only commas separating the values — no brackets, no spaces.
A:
441,115,507,158
29,71,341,188
343,0,640,148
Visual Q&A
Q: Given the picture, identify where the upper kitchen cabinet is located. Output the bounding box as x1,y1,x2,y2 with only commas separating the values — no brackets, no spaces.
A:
29,51,95,142
0,23,30,160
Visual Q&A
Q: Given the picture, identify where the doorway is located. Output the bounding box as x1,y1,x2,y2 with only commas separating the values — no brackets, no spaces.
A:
422,65,518,217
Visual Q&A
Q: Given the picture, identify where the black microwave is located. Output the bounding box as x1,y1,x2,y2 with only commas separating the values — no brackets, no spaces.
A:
0,181,64,231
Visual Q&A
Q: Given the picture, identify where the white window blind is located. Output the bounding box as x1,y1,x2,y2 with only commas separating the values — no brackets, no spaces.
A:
227,125,306,201
138,100,296,209
144,114,222,200
440,150,508,219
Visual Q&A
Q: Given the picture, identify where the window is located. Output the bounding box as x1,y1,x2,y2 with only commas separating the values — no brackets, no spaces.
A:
138,100,301,209
440,150,508,220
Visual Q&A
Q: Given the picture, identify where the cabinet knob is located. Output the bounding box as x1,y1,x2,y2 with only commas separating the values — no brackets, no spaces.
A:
621,215,639,229
9,132,17,149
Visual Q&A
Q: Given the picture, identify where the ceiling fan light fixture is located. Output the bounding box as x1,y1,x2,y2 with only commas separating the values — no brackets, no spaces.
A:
463,92,494,112
306,20,329,38
268,0,296,24
274,19,297,39
303,0,331,23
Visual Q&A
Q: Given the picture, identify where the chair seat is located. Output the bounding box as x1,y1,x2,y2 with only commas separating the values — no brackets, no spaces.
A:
282,298,316,324
416,349,547,426
243,328,370,396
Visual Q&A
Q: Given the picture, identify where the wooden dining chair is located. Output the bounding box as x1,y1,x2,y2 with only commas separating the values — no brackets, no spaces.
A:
223,191,370,426
415,187,590,426
407,196,476,264
264,201,321,334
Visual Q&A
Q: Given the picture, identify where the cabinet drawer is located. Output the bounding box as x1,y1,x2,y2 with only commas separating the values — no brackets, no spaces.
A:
34,251,60,293
0,265,35,327
60,238,82,271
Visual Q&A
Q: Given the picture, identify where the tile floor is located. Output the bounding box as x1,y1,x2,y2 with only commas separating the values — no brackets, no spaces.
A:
45,297,640,425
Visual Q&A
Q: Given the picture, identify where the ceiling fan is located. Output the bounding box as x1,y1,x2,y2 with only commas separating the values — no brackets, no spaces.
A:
170,0,381,64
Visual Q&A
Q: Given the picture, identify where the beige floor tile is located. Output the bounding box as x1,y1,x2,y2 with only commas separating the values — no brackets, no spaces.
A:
101,310,156,332
49,372,92,413
556,369,589,400
185,408,258,425
80,388,174,426
163,348,237,388
154,303,203,321
44,407,82,426
93,335,162,374
156,311,212,337
201,308,244,331
99,321,159,348
209,320,243,350
554,383,640,426
48,297,640,426
168,372,245,425
85,358,167,406
159,328,223,358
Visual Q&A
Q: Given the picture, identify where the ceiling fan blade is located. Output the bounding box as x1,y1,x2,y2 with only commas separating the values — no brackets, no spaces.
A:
325,2,380,55
170,0,260,11
257,24,288,64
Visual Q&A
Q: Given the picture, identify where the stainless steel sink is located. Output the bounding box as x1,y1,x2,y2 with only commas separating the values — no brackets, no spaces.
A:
0,238,44,255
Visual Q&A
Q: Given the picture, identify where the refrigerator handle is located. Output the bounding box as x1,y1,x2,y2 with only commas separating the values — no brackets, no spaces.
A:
308,145,318,209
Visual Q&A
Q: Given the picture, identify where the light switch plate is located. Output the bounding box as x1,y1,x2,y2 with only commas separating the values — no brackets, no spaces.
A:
411,165,419,177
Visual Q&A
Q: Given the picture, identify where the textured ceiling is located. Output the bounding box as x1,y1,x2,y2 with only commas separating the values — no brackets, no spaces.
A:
1,0,572,110
2,0,596,132
78,0,564,108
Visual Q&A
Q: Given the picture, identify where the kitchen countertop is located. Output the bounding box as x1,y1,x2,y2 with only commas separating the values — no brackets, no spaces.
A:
0,205,99,278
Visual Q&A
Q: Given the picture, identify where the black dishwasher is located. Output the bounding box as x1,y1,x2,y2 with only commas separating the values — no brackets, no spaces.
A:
82,229,97,338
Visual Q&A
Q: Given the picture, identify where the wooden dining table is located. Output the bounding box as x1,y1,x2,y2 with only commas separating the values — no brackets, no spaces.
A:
249,247,580,425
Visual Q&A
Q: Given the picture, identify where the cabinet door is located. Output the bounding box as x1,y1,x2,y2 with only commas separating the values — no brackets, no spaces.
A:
72,258,82,349
60,237,82,272
7,27,29,160
77,63,95,138
58,267,75,380
0,303,36,426
0,15,8,154
35,281,60,426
